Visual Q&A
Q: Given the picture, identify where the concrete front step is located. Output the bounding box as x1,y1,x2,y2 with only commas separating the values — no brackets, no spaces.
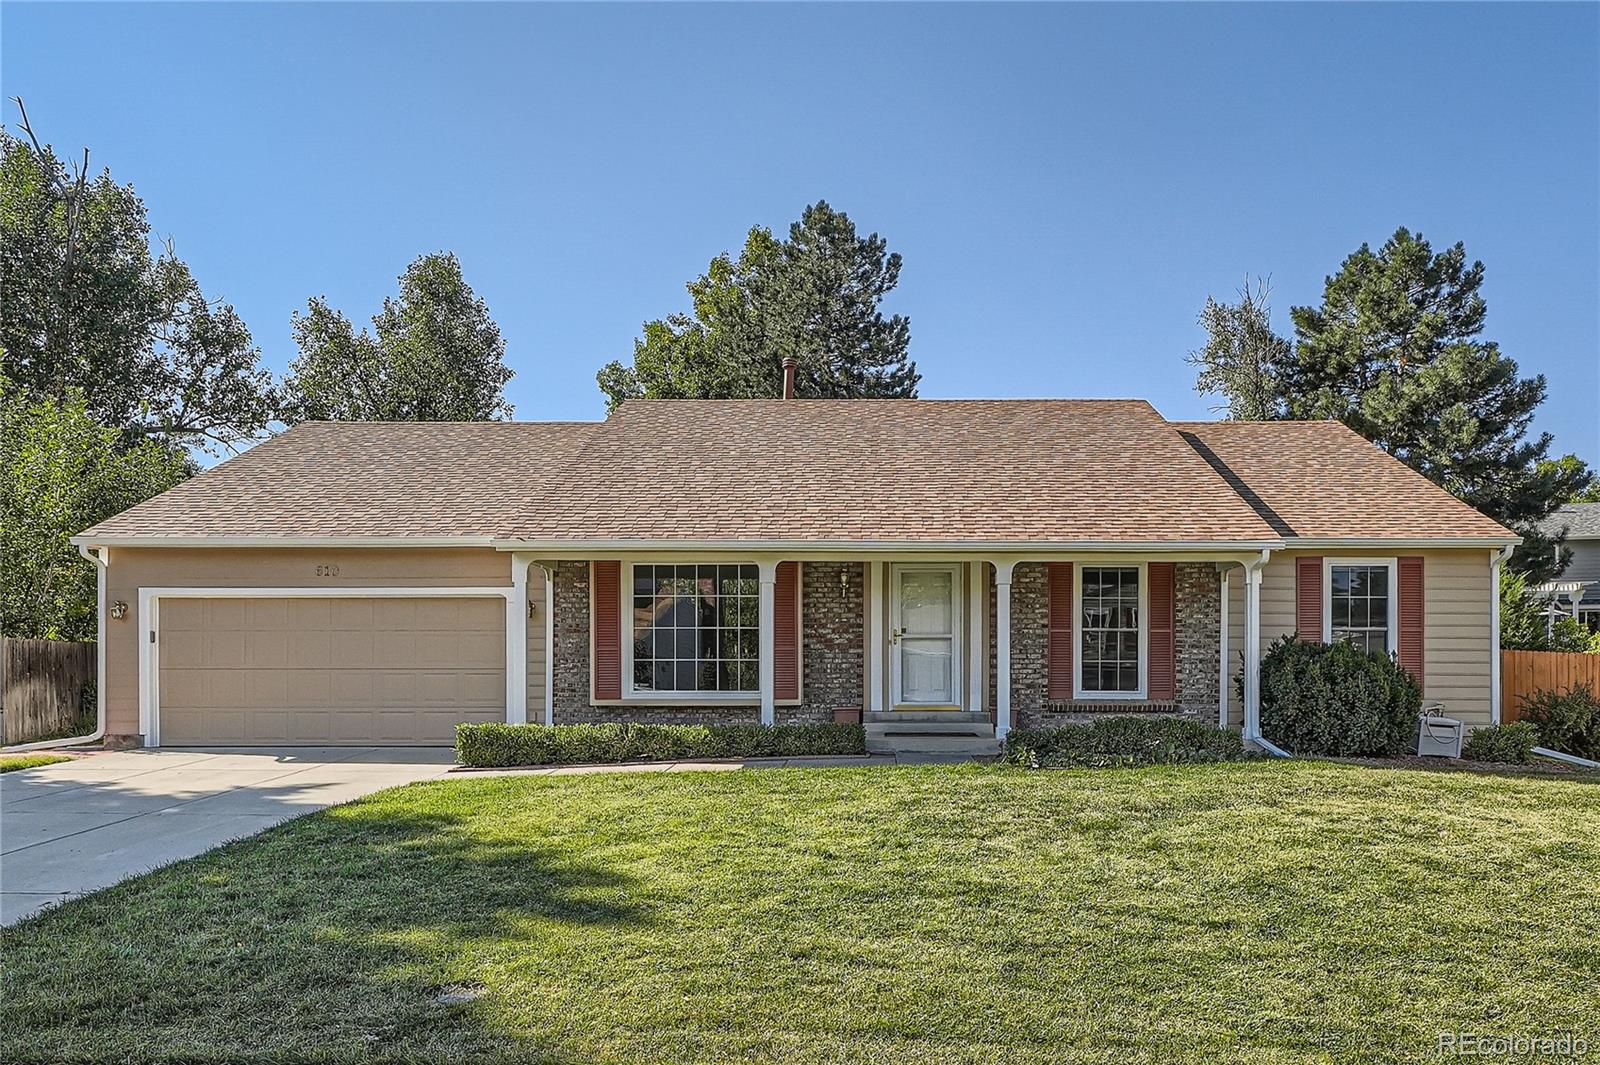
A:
866,732,1001,755
867,721,993,738
865,711,991,725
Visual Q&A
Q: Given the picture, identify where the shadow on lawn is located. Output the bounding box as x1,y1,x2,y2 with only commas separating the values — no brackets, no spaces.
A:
1,803,651,1061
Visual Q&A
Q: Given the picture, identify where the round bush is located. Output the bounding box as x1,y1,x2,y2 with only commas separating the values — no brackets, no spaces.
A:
1257,635,1420,757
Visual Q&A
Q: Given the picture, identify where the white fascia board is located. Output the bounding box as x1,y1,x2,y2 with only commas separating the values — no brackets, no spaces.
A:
69,534,497,549
1283,536,1522,549
488,538,1287,557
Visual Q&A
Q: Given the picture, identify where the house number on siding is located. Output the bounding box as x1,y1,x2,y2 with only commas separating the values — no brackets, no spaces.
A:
315,564,341,577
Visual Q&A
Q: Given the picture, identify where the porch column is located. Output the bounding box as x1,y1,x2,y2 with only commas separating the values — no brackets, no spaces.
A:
506,553,531,725
993,559,1017,741
758,560,778,726
1242,557,1265,738
1218,565,1230,729
968,562,985,713
542,562,556,726
867,561,885,714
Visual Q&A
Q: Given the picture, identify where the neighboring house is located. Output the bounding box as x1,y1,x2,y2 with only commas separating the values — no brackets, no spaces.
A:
70,396,1517,754
1538,502,1600,631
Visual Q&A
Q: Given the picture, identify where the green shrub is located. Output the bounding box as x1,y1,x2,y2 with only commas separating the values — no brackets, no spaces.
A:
1460,722,1538,764
1003,716,1248,769
455,721,867,767
1255,635,1420,757
1517,683,1600,761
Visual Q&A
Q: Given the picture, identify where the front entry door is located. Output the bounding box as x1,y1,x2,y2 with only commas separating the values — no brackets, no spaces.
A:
891,564,963,706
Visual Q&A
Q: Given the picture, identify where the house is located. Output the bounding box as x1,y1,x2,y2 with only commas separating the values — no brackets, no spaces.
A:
1538,502,1600,632
70,390,1518,755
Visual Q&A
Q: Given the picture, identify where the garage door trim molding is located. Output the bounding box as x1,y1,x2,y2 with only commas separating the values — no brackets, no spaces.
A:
138,586,519,747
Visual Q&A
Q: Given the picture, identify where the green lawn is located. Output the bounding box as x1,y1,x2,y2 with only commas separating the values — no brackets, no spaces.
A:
0,753,72,773
3,762,1597,1064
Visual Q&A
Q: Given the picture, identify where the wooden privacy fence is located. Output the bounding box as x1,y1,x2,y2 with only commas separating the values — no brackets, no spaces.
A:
1501,649,1600,723
0,638,96,745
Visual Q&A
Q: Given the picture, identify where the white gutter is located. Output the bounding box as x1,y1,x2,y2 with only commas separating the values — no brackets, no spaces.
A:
6,547,109,751
1285,536,1522,549
488,538,1289,554
1532,747,1600,770
70,534,498,549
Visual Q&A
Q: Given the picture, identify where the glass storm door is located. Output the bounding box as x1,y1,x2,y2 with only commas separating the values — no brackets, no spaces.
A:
891,565,962,706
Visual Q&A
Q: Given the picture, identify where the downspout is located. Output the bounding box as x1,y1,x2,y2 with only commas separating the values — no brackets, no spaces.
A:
1240,549,1290,758
1490,544,1513,725
5,546,109,751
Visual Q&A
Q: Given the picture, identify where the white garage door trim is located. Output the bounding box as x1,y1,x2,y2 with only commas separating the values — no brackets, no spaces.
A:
138,586,524,747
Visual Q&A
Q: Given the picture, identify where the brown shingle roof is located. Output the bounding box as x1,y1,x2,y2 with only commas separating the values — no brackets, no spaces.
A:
513,399,1277,544
1173,420,1514,540
76,403,1516,546
78,421,597,540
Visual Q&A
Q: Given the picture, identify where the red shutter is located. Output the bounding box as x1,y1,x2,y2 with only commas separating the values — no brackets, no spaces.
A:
1398,556,1424,685
774,561,800,701
1147,563,1176,701
592,561,622,700
1295,556,1324,642
1046,563,1073,699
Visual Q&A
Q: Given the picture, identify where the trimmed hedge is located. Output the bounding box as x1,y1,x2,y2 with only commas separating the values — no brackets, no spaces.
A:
1003,716,1248,769
1256,635,1420,757
1460,722,1538,765
1517,683,1600,761
456,721,867,768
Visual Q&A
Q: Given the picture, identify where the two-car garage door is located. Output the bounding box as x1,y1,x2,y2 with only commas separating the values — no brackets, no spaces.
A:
156,596,506,746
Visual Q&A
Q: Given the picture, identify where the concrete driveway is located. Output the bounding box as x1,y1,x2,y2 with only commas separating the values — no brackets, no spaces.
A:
1,747,455,926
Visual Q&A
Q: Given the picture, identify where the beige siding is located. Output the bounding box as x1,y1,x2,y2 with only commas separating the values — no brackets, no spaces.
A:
104,547,512,738
527,573,548,717
1226,548,1496,730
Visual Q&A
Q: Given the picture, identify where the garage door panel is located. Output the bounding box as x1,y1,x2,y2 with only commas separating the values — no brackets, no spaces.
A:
158,596,506,746
373,631,417,667
288,629,333,668
207,631,248,669
330,599,376,629
246,630,289,669
247,599,290,630
289,598,332,629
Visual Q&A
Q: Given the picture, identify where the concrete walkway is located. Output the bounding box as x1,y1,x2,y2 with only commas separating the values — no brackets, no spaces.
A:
0,747,455,925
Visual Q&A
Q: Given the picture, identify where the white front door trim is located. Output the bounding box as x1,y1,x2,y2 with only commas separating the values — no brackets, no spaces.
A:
889,563,964,707
137,585,517,748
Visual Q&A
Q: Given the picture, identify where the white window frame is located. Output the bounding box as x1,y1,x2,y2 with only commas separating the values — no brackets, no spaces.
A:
1072,561,1149,700
1322,556,1399,656
621,561,764,703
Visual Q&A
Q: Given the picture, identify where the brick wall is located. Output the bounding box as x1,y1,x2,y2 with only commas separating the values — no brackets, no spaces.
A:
993,560,1222,728
1173,562,1221,719
548,560,862,726
797,562,865,723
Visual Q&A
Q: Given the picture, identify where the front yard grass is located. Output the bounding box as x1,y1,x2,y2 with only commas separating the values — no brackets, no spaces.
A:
3,761,1597,1063
0,753,72,773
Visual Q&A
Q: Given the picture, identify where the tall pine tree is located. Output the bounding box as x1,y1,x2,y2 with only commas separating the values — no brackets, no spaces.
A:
1280,228,1589,580
597,201,918,408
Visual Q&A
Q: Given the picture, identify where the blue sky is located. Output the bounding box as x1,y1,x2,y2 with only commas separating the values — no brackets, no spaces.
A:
5,2,1597,465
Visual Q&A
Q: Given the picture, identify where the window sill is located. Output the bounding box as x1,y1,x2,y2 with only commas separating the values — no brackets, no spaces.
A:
592,697,802,709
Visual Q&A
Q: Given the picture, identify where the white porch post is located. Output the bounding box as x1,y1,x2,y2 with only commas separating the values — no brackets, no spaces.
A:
993,559,1017,741
1242,557,1265,739
1218,565,1230,730
758,560,778,726
867,561,885,714
968,562,985,713
543,562,556,726
506,553,531,725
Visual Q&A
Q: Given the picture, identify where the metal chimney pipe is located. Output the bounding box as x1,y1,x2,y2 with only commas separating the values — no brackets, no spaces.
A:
781,356,797,400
